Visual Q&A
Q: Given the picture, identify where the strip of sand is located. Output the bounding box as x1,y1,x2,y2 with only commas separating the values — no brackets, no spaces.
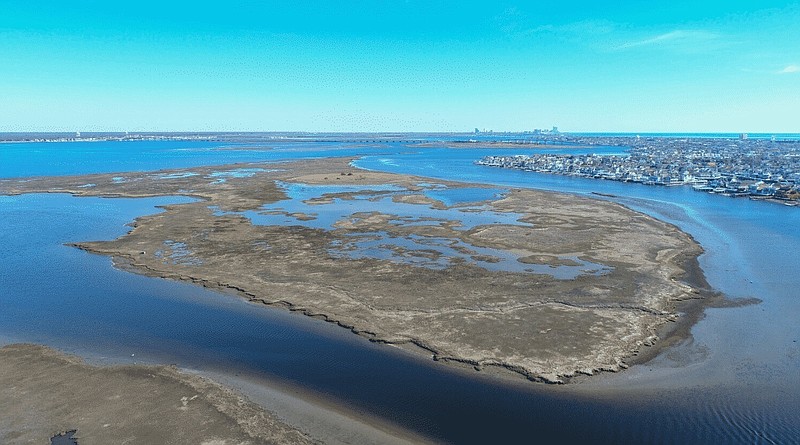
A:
0,343,312,445
0,344,432,445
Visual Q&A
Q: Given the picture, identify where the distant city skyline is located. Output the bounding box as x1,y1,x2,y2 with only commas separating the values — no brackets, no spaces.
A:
1,1,798,133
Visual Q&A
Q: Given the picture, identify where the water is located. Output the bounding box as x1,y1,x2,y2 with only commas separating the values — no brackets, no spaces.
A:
1,138,799,443
50,430,78,445
356,149,800,386
210,181,607,278
356,146,800,440
238,182,525,231
570,132,800,140
0,138,624,179
0,139,392,178
330,232,608,278
208,167,273,183
421,186,504,206
0,193,656,444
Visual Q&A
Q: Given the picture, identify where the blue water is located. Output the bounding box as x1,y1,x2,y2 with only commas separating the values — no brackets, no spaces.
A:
1,138,799,443
210,181,606,278
221,182,523,231
570,132,800,140
208,167,272,183
0,139,393,178
356,148,800,388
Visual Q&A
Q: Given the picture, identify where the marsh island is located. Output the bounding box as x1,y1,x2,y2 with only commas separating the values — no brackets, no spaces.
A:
1,157,707,384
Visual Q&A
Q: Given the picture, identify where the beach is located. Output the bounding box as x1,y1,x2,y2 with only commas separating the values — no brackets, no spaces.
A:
0,343,312,445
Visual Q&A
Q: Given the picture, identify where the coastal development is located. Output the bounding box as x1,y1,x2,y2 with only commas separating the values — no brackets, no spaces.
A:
476,136,800,205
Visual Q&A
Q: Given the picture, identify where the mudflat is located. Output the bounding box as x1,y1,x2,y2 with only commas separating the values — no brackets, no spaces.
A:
0,343,312,445
0,157,707,383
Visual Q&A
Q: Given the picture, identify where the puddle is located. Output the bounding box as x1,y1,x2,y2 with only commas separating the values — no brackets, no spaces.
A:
207,167,276,183
50,430,78,445
155,172,199,180
154,240,203,266
252,240,271,251
330,232,609,278
422,187,504,206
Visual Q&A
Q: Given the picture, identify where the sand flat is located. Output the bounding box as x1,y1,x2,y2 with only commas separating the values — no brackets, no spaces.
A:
0,344,312,445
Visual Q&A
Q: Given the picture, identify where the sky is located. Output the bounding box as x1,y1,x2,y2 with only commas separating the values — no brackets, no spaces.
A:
1,1,798,133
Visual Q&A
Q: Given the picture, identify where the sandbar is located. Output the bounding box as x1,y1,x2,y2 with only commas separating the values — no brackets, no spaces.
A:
0,343,312,445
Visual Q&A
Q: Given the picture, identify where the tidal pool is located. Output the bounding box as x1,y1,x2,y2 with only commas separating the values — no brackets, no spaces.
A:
212,182,607,278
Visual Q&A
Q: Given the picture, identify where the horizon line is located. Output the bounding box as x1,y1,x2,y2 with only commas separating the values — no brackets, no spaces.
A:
1,130,798,135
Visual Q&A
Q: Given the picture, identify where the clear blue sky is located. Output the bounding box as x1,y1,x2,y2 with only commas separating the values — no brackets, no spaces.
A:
1,1,798,132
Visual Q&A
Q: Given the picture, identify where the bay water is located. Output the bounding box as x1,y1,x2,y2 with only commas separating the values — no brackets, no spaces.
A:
1,139,798,443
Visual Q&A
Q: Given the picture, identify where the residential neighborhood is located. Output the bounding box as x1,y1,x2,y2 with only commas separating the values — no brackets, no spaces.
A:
477,136,800,205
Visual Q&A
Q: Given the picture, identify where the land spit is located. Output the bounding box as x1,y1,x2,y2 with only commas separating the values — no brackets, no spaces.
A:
0,343,312,445
0,157,709,385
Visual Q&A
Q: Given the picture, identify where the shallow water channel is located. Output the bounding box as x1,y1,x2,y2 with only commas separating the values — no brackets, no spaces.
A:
212,181,608,279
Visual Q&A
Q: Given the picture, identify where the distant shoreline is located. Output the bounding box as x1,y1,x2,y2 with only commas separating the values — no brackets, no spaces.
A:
2,131,799,145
